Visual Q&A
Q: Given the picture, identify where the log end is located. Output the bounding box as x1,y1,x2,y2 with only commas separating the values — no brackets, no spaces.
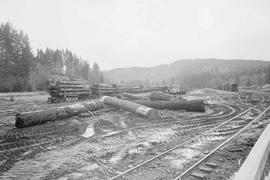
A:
197,100,206,112
15,113,26,128
135,106,160,119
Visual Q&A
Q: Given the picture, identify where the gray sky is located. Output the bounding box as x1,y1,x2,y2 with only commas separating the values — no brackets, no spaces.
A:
1,0,270,70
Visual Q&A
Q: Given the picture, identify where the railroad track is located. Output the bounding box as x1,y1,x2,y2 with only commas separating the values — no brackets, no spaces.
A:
0,100,236,177
100,104,238,140
0,92,266,179
0,108,115,152
108,94,267,180
174,106,270,180
0,100,235,146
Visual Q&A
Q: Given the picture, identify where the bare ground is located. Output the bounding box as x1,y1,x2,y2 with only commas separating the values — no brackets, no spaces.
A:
0,89,268,180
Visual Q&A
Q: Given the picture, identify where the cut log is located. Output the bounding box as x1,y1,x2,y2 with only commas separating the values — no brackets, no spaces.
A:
56,80,88,85
15,100,103,128
122,93,149,100
57,84,90,89
57,92,90,96
132,100,205,112
48,89,89,93
149,92,172,101
101,96,159,119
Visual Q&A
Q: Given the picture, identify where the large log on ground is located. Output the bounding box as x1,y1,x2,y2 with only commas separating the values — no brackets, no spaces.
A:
101,96,159,119
122,93,149,100
132,100,206,112
15,100,103,128
149,92,172,101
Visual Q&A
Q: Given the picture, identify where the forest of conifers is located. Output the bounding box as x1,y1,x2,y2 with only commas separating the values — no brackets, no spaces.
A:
0,23,103,92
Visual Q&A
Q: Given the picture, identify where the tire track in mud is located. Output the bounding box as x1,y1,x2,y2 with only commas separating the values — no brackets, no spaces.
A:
0,92,265,179
0,103,234,179
106,94,266,180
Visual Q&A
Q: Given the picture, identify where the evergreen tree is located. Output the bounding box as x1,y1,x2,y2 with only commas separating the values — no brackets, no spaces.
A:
0,22,102,91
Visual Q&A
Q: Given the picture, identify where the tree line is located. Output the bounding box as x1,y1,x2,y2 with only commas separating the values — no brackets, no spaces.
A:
0,22,103,92
116,66,270,89
181,67,270,88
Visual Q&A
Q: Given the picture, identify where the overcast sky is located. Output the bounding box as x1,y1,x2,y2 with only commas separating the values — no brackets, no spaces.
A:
1,0,270,70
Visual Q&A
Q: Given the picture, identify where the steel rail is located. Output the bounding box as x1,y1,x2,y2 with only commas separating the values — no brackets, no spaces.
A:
174,104,270,180
236,94,264,113
109,94,265,180
101,104,236,139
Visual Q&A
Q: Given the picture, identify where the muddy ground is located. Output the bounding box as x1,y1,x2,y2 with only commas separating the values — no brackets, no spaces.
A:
0,89,269,180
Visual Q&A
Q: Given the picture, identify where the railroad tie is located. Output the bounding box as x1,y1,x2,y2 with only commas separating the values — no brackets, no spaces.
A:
199,166,212,173
191,172,207,179
206,162,217,168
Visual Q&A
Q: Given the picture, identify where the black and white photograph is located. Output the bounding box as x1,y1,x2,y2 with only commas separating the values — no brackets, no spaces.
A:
0,0,270,179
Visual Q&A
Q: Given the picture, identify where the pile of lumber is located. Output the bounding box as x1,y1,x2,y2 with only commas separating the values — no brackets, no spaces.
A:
47,80,90,103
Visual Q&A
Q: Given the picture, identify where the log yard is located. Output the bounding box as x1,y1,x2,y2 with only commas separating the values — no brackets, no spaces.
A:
1,79,270,180
1,1,270,179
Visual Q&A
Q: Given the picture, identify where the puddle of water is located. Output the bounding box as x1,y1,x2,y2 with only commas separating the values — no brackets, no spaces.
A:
170,159,188,169
172,148,201,159
144,128,176,143
119,121,128,128
190,135,225,149
102,129,114,133
81,123,95,138
80,164,98,171
169,148,201,169
109,147,128,164
128,148,139,154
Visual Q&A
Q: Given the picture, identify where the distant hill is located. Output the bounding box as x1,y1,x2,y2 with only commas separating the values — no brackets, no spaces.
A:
104,59,270,87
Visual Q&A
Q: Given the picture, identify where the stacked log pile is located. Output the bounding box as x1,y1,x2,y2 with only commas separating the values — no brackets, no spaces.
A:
47,80,90,102
114,84,143,94
91,84,116,98
168,89,187,95
47,80,188,103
